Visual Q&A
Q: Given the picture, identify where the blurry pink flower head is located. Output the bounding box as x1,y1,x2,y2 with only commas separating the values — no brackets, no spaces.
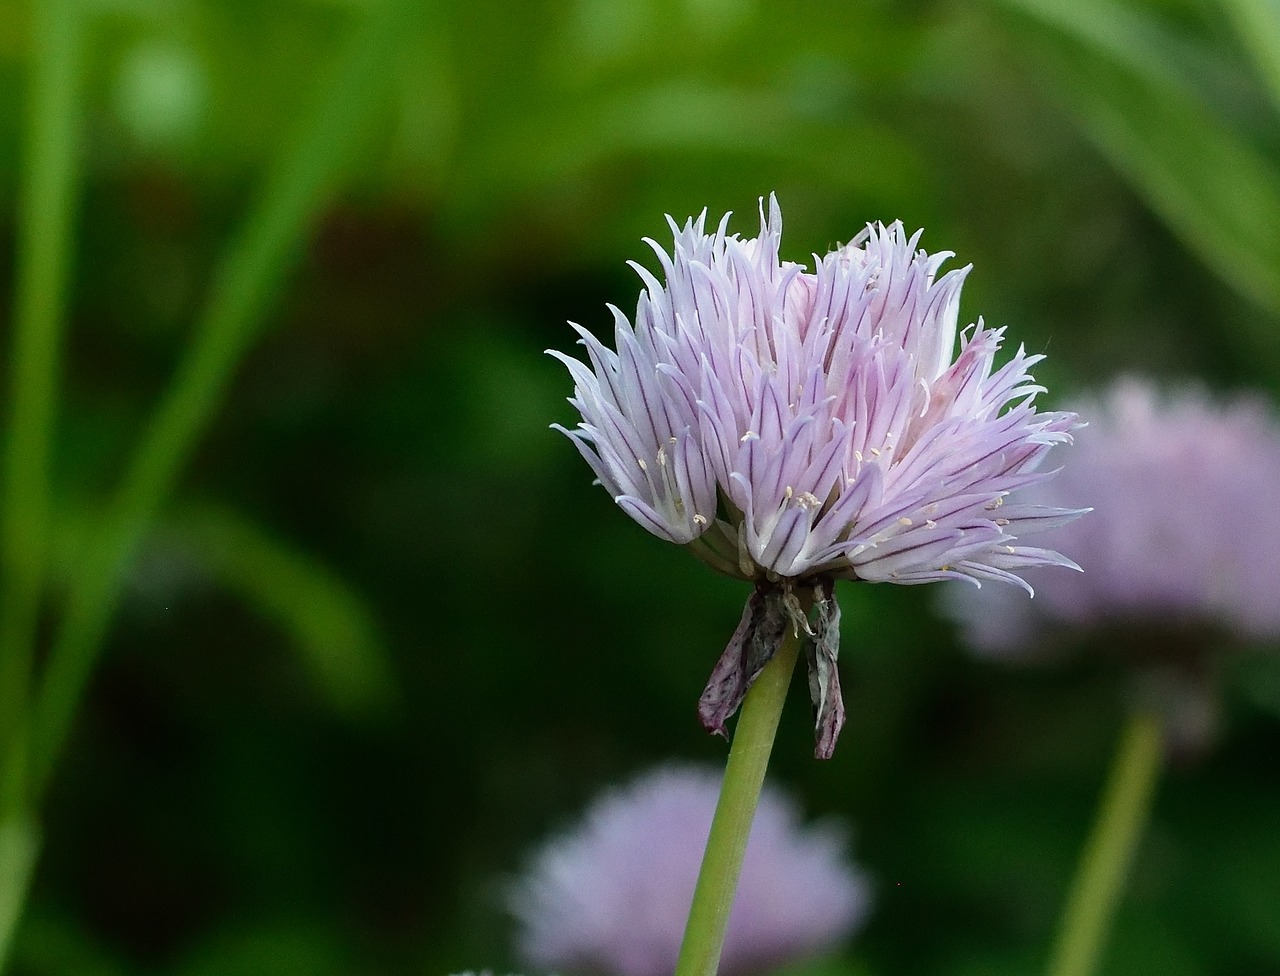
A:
944,377,1280,654
551,197,1082,754
508,764,870,976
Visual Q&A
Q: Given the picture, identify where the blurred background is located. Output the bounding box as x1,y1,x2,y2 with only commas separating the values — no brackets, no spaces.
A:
2,0,1279,973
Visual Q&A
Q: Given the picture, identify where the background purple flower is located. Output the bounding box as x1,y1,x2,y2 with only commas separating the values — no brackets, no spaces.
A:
943,377,1280,654
508,764,870,976
550,196,1082,588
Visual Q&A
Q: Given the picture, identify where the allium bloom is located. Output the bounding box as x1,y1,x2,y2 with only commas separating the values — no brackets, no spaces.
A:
509,765,869,976
944,378,1280,654
551,197,1081,754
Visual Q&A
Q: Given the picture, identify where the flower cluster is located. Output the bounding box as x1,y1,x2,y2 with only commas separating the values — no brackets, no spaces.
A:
508,764,870,976
943,377,1280,653
551,197,1081,754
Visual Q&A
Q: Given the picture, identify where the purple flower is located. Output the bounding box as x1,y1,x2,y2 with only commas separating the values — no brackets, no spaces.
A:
551,197,1081,754
508,764,870,976
943,377,1280,654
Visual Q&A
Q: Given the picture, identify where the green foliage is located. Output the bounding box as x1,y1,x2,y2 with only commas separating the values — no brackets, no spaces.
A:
162,502,397,722
996,0,1280,337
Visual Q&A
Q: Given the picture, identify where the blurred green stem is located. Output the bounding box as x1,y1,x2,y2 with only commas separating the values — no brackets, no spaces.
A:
675,624,801,976
0,819,39,972
28,0,414,799
0,0,84,821
1046,709,1163,976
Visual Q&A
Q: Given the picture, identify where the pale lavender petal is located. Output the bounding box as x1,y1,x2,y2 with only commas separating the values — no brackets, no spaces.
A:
942,377,1280,652
550,198,1084,751
509,765,872,976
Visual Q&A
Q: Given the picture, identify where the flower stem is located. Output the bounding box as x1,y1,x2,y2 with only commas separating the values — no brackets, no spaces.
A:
1046,708,1163,976
675,624,802,976
0,0,83,823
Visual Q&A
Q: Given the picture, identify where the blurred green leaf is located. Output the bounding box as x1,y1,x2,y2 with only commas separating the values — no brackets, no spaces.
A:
30,0,419,795
996,0,1280,327
1221,0,1280,115
0,817,39,969
165,502,398,722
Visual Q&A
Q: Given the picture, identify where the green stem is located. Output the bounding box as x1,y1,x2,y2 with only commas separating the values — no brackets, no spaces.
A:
0,818,39,972
27,0,416,800
0,0,84,820
675,625,802,976
1046,709,1164,976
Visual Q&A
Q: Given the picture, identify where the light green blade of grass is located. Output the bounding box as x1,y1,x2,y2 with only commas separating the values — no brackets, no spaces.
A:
164,503,398,722
997,0,1203,82
995,0,1280,325
1221,0,1280,115
0,818,40,972
30,0,416,798
0,0,85,818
